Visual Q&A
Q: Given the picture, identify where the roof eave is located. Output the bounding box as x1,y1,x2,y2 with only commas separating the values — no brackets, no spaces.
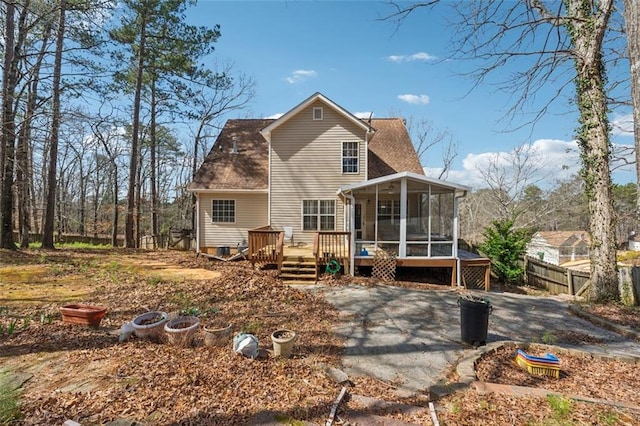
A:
338,171,471,194
261,92,370,140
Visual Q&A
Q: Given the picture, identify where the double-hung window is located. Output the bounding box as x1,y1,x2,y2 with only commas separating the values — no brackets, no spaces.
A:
342,141,359,174
303,200,335,231
212,199,235,223
377,200,400,223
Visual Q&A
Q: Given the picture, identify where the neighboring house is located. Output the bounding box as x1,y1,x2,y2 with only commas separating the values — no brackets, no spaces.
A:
187,92,472,283
527,231,591,265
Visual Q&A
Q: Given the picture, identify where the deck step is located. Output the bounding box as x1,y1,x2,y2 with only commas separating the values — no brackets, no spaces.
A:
280,255,318,283
280,272,316,279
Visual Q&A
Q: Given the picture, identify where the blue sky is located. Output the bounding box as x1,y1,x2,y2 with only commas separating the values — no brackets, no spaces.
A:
188,0,635,188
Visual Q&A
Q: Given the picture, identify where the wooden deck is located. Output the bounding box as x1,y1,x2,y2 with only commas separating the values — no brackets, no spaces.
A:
246,229,491,290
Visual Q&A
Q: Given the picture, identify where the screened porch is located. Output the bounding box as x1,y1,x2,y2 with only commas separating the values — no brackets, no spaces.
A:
338,172,471,283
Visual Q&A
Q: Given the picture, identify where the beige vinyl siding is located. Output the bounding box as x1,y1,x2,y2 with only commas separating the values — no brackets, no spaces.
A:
270,100,368,244
199,192,268,249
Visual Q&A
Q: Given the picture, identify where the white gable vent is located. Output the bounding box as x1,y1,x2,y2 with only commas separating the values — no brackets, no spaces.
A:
313,107,323,120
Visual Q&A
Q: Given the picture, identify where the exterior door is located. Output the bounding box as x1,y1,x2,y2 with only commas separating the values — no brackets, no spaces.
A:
355,203,364,239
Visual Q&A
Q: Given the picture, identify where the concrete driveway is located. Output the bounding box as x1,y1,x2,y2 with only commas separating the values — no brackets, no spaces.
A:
311,284,640,397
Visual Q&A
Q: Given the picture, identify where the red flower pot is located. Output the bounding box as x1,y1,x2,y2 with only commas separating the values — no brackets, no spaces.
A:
60,304,107,327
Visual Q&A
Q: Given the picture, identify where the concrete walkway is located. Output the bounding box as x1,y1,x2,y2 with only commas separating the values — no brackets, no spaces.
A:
310,284,640,397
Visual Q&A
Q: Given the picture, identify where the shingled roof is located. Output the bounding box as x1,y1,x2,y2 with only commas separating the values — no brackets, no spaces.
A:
368,118,424,179
188,119,273,191
188,116,423,191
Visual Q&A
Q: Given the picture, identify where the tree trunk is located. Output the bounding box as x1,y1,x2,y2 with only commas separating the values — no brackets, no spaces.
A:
79,161,86,236
16,21,50,248
622,0,640,215
42,0,66,249
1,2,17,250
565,0,618,301
125,13,147,248
150,79,158,242
112,164,118,247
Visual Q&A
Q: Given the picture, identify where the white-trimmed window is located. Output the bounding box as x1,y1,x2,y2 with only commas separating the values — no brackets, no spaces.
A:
313,107,323,120
303,200,335,231
377,200,400,223
342,141,359,173
212,199,235,223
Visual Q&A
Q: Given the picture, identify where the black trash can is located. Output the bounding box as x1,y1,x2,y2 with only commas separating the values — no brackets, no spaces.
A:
458,296,492,347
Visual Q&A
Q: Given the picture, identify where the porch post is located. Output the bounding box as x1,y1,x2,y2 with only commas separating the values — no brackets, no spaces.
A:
453,193,462,286
347,193,355,276
399,178,407,257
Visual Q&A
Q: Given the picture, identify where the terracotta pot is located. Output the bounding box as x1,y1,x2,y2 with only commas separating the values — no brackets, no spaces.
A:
60,304,107,327
203,322,232,347
164,316,200,346
131,311,169,339
271,329,297,358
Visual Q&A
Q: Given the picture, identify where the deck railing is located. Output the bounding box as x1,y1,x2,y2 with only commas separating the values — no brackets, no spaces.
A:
313,231,351,276
248,226,284,270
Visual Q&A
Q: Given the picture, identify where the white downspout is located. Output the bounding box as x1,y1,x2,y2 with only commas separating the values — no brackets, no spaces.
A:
339,189,356,276
453,190,467,286
195,194,200,255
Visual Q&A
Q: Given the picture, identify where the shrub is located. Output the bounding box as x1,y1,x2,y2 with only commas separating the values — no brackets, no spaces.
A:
479,219,533,284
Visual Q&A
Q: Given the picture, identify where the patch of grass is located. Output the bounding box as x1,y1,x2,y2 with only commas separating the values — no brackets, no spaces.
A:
0,374,20,425
541,330,558,345
617,251,640,262
171,291,195,312
146,275,164,286
29,241,112,250
598,411,618,425
106,260,121,272
448,402,461,415
240,321,261,335
274,414,305,425
179,307,200,317
546,394,573,425
40,312,54,325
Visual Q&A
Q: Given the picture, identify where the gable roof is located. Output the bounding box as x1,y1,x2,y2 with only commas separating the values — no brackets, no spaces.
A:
188,119,273,191
533,231,590,247
188,94,426,192
260,92,370,143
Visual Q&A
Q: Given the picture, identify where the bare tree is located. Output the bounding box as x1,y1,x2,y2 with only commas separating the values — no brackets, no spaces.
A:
473,144,549,223
386,0,619,301
405,117,458,180
186,63,255,230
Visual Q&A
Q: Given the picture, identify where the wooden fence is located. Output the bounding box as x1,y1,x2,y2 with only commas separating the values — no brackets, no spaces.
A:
525,256,591,295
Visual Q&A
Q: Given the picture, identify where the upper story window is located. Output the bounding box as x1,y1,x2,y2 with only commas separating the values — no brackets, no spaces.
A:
313,107,323,120
212,199,235,223
342,141,359,174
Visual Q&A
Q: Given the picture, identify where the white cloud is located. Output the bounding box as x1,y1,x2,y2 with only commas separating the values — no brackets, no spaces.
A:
432,137,635,188
285,69,317,84
354,111,374,119
387,52,437,63
611,113,634,136
398,94,430,105
266,113,284,119
442,139,581,189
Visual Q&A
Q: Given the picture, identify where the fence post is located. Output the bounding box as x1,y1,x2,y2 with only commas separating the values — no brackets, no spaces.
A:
567,269,574,296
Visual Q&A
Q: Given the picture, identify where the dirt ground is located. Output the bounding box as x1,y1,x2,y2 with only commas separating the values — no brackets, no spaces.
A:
1,248,639,425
